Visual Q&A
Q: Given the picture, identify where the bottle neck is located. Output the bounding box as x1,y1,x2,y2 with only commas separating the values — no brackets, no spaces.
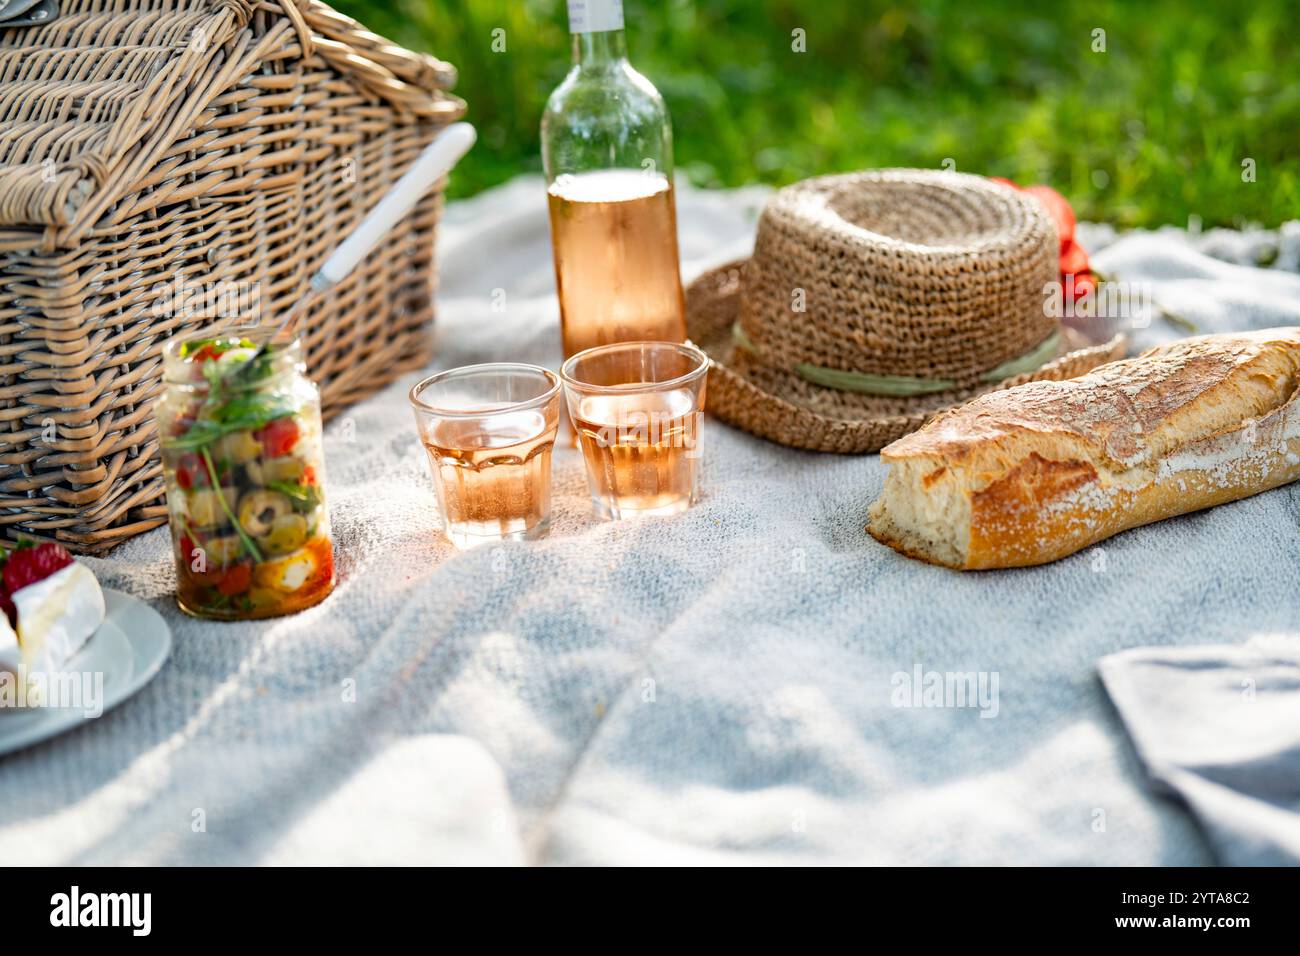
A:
572,29,627,68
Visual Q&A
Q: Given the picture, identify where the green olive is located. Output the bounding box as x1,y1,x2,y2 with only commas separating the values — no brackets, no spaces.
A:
216,430,262,464
262,456,305,483
257,514,308,555
187,487,237,528
237,489,293,536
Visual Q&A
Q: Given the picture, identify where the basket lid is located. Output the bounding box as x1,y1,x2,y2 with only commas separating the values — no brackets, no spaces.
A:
0,0,464,249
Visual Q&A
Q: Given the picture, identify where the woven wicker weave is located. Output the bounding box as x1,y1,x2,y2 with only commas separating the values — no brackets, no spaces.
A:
686,170,1127,454
744,169,1062,388
0,0,465,552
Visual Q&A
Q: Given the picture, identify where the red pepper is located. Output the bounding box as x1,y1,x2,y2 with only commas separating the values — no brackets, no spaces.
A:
1022,185,1077,253
302,464,317,487
991,177,1095,302
1070,271,1097,302
216,563,253,596
1059,237,1090,277
256,417,300,457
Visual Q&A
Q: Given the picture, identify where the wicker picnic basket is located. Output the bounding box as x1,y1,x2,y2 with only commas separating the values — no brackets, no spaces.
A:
0,0,465,553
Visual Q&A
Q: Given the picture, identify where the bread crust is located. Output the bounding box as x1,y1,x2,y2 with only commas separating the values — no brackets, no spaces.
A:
867,328,1300,569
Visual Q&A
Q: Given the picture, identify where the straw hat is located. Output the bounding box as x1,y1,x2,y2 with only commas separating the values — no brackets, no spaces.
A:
687,169,1126,453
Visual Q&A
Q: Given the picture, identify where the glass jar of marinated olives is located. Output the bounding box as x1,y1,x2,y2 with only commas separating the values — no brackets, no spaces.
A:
158,336,336,620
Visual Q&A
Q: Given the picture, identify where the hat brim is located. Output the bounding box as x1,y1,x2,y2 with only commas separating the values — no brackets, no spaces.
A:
687,260,1127,454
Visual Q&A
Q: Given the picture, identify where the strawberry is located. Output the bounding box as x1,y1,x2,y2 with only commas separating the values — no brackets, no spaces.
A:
3,541,75,594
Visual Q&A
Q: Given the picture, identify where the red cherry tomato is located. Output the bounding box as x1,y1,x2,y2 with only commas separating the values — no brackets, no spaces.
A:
191,344,222,363
178,535,219,584
175,452,206,490
256,417,300,457
216,563,253,596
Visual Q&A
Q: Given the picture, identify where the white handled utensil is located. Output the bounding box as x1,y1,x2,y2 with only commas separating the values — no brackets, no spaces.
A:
311,121,477,292
235,121,476,374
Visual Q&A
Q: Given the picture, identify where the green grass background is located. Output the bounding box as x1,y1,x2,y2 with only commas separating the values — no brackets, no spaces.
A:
333,0,1299,228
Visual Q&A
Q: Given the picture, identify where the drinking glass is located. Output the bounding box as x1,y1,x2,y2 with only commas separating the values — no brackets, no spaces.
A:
560,341,708,520
409,364,561,549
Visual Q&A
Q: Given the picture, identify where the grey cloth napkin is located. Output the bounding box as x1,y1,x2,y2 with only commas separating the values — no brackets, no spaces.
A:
1099,640,1300,865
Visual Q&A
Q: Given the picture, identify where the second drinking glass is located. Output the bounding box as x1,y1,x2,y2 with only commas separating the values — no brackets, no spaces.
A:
560,341,708,520
410,364,561,549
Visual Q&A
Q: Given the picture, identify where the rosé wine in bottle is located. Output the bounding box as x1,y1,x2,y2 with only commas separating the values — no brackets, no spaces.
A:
541,0,686,359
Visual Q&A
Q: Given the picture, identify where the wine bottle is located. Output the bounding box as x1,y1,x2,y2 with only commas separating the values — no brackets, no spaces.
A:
541,0,686,359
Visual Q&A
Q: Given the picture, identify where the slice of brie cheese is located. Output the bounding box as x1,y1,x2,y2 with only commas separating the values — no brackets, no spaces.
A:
0,614,19,671
13,563,106,673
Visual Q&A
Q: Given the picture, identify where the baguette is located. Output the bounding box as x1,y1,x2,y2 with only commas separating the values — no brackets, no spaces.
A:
867,328,1300,569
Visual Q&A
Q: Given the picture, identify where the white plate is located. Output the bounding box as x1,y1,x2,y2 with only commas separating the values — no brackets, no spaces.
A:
0,589,171,756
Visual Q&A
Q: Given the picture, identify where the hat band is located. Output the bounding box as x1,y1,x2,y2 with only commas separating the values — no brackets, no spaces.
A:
731,324,1062,397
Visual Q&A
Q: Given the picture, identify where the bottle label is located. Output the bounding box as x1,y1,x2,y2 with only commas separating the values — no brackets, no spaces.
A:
568,0,623,34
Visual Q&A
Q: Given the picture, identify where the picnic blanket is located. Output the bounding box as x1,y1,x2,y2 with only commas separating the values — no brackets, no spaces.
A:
1,176,1298,865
